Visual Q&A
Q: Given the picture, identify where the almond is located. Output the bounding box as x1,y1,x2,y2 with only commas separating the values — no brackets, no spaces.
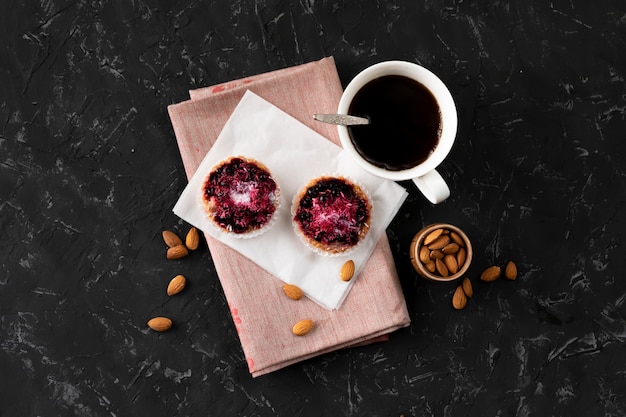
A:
505,261,518,280
443,254,458,275
167,274,186,296
292,319,314,336
452,286,467,310
435,258,449,277
185,227,200,250
340,260,355,282
425,261,436,273
442,243,460,254
162,230,182,248
283,284,304,300
480,265,502,282
428,235,450,250
462,277,473,298
429,249,444,260
419,245,431,264
450,231,465,246
423,228,444,246
147,317,172,332
167,244,188,260
456,247,467,269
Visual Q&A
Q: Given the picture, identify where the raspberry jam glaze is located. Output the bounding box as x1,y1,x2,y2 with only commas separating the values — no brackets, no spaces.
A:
294,177,370,248
203,158,278,234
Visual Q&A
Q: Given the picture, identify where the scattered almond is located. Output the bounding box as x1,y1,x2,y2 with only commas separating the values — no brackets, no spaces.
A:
167,244,188,260
452,286,467,310
292,319,314,336
283,284,304,300
162,230,183,248
505,261,518,280
167,274,186,296
147,317,172,332
462,277,473,298
340,260,355,282
185,227,200,250
423,228,444,246
480,265,502,282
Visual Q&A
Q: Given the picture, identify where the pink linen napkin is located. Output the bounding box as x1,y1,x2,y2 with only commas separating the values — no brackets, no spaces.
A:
167,57,410,377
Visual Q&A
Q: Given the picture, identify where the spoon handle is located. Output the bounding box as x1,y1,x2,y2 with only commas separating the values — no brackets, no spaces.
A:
313,114,370,126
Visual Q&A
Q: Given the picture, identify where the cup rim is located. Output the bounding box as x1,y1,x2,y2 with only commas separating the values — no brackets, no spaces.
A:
337,60,458,180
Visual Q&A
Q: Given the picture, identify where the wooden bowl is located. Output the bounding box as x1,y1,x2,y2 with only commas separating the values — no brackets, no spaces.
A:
409,223,473,283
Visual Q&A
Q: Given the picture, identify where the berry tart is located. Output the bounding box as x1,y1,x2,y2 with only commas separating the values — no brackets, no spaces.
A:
292,176,371,254
201,156,280,236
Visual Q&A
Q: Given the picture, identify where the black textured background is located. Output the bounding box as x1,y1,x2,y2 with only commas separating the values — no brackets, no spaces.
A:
1,1,625,416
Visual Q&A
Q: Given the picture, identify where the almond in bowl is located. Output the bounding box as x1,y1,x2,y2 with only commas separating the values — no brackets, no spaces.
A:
409,223,472,282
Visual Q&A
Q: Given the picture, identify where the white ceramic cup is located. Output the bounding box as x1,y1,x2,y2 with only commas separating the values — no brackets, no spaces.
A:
337,61,458,204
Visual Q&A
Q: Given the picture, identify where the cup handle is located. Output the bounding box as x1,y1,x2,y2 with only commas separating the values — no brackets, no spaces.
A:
412,170,450,204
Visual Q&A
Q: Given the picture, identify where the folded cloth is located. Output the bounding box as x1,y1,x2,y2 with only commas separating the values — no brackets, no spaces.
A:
167,57,411,377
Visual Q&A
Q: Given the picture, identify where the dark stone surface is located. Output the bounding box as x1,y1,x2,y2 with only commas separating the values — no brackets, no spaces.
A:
2,1,625,416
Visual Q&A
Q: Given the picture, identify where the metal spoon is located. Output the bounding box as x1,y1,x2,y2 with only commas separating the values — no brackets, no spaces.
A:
313,114,370,126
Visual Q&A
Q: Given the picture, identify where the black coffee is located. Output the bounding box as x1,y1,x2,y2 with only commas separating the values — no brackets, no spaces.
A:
348,75,441,171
